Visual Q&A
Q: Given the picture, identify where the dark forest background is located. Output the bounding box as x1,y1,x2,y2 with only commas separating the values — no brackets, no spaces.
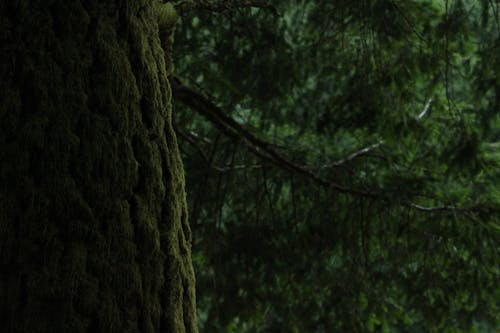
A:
171,0,499,332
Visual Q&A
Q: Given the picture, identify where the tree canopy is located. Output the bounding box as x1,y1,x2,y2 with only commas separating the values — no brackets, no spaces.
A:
170,0,498,332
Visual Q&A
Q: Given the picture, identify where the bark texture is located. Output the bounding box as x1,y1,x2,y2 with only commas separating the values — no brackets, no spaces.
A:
0,1,197,332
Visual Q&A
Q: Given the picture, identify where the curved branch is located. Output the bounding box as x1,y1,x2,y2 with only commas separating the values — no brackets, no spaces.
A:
171,76,476,214
171,76,375,197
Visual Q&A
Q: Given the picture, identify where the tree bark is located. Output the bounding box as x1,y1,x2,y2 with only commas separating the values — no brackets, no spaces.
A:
0,1,197,332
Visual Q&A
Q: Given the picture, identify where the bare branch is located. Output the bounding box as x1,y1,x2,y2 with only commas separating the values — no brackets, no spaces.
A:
409,203,464,213
213,164,262,172
417,98,433,119
175,0,280,17
323,141,384,168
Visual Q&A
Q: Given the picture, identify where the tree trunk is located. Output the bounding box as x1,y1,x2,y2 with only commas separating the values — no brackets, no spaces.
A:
0,1,197,332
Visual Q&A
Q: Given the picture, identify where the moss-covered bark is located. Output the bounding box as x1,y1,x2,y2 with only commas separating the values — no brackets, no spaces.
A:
0,1,197,332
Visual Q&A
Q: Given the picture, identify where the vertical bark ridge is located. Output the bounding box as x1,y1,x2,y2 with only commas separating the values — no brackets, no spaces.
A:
0,1,197,332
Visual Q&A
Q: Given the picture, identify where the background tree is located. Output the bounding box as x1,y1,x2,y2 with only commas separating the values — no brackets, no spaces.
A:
0,1,197,332
172,0,499,332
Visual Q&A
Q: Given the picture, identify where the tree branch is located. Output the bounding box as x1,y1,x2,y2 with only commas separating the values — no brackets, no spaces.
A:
321,142,384,168
175,0,280,17
171,76,375,197
171,76,475,214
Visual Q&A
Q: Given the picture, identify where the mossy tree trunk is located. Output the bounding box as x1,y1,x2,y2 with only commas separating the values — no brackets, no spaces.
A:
0,1,197,332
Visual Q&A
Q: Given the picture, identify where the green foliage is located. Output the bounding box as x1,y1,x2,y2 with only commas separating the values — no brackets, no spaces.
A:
173,0,499,331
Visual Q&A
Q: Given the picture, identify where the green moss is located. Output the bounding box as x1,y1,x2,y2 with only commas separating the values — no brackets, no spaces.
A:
156,2,179,32
156,1,178,77
1,0,197,332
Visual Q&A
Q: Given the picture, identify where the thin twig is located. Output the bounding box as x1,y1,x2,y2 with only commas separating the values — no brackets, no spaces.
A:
409,203,458,212
417,98,433,119
175,0,280,17
322,141,384,168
